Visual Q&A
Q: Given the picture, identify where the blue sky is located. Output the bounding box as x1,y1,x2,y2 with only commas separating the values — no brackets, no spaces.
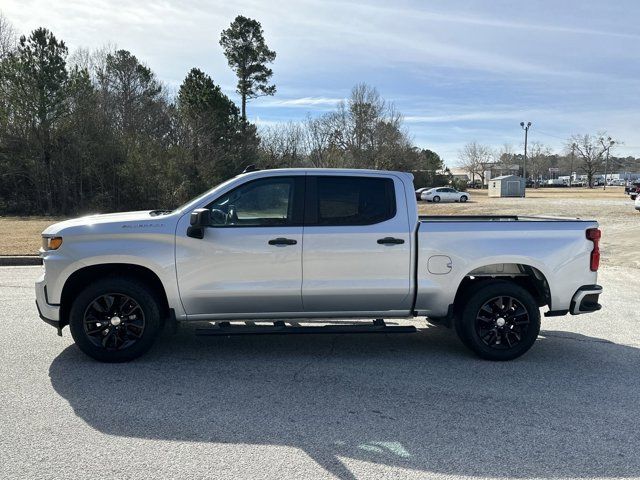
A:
3,0,640,165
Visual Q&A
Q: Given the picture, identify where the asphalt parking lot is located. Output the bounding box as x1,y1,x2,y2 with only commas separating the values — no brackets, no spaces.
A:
1,265,639,479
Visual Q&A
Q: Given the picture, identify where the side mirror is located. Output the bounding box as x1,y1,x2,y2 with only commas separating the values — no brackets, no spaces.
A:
187,208,211,239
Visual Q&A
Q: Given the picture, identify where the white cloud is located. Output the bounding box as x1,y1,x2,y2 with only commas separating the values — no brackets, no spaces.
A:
260,96,343,108
405,110,549,124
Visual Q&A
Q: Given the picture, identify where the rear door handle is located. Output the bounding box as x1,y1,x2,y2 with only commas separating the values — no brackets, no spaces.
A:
377,237,405,245
268,237,297,246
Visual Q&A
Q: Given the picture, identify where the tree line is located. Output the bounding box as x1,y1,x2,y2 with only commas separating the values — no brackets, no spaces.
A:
0,14,446,215
458,135,638,187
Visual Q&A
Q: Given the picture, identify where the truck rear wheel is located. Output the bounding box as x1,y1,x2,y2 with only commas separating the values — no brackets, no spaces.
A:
69,277,162,362
455,281,540,361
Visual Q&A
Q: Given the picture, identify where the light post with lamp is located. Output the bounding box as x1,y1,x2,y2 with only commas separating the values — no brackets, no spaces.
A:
599,136,614,191
520,121,532,197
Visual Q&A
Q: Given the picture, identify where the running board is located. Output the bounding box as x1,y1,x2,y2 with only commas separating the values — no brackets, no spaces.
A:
195,319,417,336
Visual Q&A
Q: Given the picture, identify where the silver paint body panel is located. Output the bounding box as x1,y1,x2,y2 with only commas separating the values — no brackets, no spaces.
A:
36,168,600,323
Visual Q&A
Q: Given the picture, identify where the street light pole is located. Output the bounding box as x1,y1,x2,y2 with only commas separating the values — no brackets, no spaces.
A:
599,136,614,191
520,121,531,197
569,143,575,188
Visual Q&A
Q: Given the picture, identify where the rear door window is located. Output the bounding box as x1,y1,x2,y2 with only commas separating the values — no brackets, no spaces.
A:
306,176,396,226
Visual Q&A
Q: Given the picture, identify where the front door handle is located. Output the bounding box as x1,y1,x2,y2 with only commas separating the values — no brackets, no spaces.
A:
268,237,297,246
377,237,405,245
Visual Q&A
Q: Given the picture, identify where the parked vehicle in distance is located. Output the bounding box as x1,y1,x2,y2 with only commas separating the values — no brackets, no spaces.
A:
545,179,567,187
625,182,640,196
421,187,469,203
415,187,430,200
36,168,602,363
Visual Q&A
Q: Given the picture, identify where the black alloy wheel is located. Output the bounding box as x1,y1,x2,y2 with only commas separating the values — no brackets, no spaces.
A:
83,293,146,351
474,296,529,350
69,277,162,362
455,281,540,361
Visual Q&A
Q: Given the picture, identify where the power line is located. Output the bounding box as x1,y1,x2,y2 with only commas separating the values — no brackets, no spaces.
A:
534,129,569,141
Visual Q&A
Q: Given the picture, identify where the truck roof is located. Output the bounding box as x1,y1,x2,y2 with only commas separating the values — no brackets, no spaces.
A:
239,167,414,180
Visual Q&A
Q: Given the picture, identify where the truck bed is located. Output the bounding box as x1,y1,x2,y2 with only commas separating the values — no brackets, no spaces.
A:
414,214,599,318
419,215,593,222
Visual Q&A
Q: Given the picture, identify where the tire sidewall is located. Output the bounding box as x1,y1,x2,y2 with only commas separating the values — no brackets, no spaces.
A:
460,195,468,202
457,281,541,361
69,277,162,362
433,196,440,203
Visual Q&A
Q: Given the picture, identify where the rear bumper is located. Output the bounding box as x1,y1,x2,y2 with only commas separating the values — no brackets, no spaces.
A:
570,284,602,315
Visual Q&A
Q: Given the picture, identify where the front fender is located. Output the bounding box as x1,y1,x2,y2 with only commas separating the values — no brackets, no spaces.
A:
43,233,185,319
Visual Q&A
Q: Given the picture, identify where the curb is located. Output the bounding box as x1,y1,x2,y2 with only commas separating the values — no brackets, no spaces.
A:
0,256,42,266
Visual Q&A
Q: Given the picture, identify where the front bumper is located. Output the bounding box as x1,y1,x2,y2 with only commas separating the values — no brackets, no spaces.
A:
570,284,603,315
35,273,61,331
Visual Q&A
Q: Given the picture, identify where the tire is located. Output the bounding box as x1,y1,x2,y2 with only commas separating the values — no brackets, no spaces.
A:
460,195,468,203
69,277,163,362
432,195,441,203
454,281,540,361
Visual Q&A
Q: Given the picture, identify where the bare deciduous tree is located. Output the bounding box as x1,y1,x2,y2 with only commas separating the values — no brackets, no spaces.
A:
568,133,611,187
0,12,16,59
258,122,306,168
527,141,552,184
318,83,411,169
495,143,518,175
458,142,494,186
304,115,336,168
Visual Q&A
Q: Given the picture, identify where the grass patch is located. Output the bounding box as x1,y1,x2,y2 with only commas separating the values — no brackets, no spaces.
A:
0,217,63,256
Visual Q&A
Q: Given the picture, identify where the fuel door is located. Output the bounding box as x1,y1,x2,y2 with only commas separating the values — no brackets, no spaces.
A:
428,255,452,275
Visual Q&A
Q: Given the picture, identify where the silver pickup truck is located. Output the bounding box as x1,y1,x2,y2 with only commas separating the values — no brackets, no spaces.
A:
36,168,603,362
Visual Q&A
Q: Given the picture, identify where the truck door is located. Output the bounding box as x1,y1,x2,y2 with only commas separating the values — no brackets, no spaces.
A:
175,175,305,316
301,174,413,314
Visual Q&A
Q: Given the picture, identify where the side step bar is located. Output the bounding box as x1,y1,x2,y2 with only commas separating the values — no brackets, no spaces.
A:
195,319,417,336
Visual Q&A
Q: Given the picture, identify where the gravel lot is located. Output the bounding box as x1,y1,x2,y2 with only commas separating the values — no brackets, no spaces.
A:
1,265,639,480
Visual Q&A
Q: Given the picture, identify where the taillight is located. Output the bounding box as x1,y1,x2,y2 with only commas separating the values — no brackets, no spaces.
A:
586,228,601,271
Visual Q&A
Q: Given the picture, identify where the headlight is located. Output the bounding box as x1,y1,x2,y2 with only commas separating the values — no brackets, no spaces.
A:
42,236,63,250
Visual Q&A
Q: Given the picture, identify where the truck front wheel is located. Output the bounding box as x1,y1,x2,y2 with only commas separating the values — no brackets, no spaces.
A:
68,277,162,362
455,281,540,361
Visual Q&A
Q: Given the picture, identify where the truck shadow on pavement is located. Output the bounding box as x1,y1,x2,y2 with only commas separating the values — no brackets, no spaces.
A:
49,325,640,479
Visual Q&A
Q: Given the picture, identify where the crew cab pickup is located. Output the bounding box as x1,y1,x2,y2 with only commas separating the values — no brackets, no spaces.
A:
36,168,603,362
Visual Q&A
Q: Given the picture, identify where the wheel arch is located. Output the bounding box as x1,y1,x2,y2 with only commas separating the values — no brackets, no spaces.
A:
453,263,551,316
59,263,170,328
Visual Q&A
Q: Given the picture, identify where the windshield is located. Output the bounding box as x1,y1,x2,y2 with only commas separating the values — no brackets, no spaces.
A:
170,175,241,214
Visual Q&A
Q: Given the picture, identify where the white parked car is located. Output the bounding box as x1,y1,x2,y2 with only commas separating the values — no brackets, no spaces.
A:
635,195,640,211
421,187,469,203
